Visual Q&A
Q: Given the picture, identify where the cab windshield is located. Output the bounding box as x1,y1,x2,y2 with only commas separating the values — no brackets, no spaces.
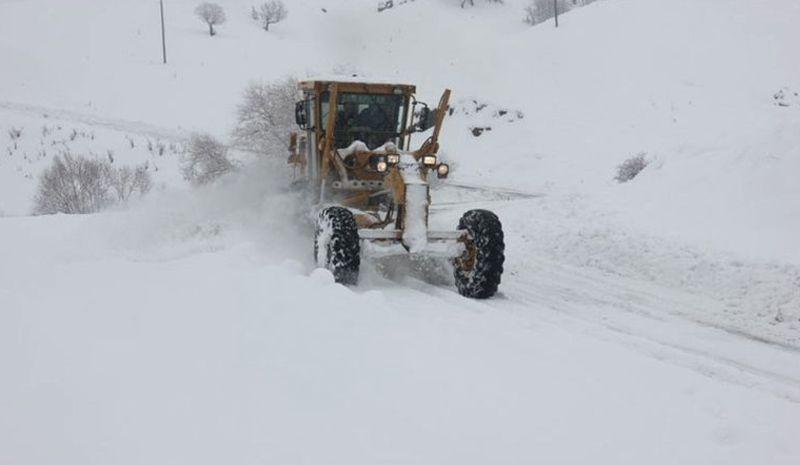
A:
321,92,408,149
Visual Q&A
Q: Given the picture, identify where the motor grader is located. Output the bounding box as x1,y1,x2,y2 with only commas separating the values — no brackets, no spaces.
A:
287,79,504,298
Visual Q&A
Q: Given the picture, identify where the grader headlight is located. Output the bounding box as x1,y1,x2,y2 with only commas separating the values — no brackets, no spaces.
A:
422,155,437,167
436,163,450,179
368,154,389,173
387,154,400,165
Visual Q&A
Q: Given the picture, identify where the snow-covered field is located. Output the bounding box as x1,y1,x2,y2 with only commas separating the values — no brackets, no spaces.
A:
2,0,800,463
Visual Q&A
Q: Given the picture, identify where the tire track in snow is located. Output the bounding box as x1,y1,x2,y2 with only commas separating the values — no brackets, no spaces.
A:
367,254,800,404
430,181,543,210
374,255,800,403
420,183,800,402
440,181,543,199
498,261,800,403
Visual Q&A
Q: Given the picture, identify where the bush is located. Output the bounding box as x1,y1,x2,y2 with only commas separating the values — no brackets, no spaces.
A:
33,154,152,215
232,77,300,157
182,133,235,186
8,127,22,149
110,164,153,202
615,153,648,183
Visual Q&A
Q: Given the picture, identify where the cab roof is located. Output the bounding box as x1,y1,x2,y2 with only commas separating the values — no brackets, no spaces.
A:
298,78,416,95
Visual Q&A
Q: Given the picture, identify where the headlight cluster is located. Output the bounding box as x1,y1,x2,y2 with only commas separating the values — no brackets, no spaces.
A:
368,153,449,178
372,153,400,173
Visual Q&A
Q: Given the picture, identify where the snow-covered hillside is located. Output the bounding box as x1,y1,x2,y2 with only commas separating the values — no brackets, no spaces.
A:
2,0,800,463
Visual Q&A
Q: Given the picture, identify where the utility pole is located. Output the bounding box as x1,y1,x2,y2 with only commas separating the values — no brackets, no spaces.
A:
554,0,559,28
160,0,167,64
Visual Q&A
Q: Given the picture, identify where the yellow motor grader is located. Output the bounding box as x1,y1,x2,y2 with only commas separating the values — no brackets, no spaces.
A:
287,79,504,298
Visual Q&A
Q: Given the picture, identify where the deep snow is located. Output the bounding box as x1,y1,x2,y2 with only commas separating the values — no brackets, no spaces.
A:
2,0,800,463
2,167,800,464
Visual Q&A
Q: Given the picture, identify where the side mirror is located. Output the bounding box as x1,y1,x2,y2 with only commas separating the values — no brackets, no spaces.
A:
295,101,307,128
415,106,435,132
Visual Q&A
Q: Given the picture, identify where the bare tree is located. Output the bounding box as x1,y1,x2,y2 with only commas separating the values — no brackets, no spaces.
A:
258,0,287,31
232,77,300,156
182,133,235,186
195,2,226,36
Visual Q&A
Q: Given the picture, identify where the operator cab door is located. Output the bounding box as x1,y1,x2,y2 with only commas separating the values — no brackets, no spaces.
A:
295,95,319,181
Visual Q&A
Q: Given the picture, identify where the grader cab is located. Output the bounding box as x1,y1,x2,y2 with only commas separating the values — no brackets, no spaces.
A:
287,79,504,298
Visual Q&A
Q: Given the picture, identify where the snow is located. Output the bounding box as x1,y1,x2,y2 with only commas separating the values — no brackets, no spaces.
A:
3,205,800,464
335,140,370,160
397,154,430,252
402,184,428,253
2,0,800,463
314,209,334,266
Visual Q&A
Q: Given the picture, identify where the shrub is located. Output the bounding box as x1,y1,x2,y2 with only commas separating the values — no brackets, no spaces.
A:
8,127,22,149
8,127,23,140
110,164,153,202
182,133,235,185
33,154,152,215
615,153,648,183
232,77,300,157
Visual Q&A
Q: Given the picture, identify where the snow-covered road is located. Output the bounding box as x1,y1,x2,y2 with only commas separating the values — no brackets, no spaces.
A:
2,177,799,464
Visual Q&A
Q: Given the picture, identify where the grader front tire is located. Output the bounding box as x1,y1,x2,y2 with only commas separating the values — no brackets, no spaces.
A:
314,206,361,285
453,209,505,299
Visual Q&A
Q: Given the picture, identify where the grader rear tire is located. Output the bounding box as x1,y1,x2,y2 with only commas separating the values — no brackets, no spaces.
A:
453,209,505,299
314,206,361,285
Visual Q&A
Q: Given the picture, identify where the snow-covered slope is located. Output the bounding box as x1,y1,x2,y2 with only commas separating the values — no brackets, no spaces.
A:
3,0,798,258
2,0,800,463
